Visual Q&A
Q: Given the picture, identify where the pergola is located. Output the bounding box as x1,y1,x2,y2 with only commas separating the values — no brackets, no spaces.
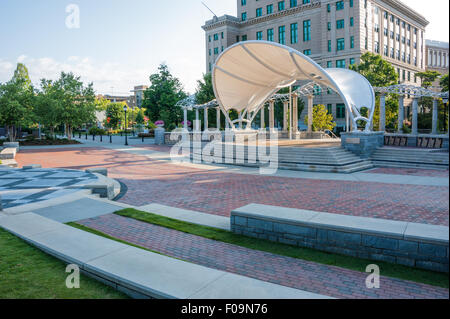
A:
373,84,449,135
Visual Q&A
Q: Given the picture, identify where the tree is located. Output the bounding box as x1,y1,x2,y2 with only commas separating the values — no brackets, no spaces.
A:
142,64,187,129
350,52,399,132
195,73,214,104
304,104,336,132
416,70,441,89
37,72,96,139
350,52,398,87
0,64,34,141
34,79,61,137
104,102,125,130
440,74,449,92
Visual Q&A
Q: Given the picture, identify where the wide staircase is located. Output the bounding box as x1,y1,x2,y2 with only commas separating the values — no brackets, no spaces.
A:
193,144,373,173
277,147,373,173
370,147,449,170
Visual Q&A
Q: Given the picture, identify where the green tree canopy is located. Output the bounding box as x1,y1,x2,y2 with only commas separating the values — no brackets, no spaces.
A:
104,102,125,129
0,63,35,141
304,104,336,132
439,74,449,92
416,71,441,89
349,52,398,87
195,73,214,104
142,64,187,130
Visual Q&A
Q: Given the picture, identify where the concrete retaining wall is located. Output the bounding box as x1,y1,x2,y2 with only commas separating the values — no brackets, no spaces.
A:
231,204,449,273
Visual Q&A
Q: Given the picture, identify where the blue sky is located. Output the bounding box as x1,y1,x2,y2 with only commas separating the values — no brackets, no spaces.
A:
0,0,447,95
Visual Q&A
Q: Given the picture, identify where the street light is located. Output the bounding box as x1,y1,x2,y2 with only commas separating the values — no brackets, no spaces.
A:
123,105,128,146
443,98,449,134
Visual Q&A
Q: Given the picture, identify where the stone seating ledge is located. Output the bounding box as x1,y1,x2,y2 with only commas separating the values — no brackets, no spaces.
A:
231,204,449,273
0,213,330,299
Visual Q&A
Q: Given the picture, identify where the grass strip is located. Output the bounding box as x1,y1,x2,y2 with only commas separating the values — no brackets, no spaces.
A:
115,208,449,289
0,227,127,299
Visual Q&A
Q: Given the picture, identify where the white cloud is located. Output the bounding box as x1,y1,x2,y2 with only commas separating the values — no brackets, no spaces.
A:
17,55,27,63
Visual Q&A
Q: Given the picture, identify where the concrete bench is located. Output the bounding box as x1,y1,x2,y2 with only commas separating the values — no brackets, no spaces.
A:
0,213,330,299
0,148,17,160
85,168,108,177
231,204,449,273
23,164,42,169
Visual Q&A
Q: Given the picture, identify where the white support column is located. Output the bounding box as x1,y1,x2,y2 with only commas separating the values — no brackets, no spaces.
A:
269,100,275,132
283,101,288,131
432,98,439,135
307,95,314,133
412,97,419,135
379,94,386,132
293,94,298,134
183,108,188,131
398,95,404,133
238,111,242,129
204,107,208,131
260,105,265,129
216,108,221,130
195,108,200,131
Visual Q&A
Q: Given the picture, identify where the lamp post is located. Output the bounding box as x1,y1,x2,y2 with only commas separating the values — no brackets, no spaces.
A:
124,105,129,146
443,98,449,134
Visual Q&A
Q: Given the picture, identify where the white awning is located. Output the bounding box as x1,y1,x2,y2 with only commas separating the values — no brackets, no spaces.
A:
212,41,375,131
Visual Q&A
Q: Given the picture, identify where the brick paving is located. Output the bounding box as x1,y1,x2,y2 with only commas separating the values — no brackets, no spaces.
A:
366,167,449,178
16,147,449,226
77,213,449,299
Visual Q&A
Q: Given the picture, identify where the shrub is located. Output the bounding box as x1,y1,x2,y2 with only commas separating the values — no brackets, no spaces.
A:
88,127,107,136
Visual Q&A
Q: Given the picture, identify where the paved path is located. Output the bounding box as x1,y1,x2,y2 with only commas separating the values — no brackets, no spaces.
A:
15,144,449,226
77,213,449,299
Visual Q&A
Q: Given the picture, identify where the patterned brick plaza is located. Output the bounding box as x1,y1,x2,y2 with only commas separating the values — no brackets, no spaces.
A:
16,146,449,226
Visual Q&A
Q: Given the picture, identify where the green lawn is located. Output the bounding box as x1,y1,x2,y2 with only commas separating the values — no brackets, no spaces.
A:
114,208,449,289
0,228,128,299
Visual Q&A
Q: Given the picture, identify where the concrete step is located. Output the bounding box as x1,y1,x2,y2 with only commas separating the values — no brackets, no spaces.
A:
0,148,16,160
372,161,449,170
370,147,449,169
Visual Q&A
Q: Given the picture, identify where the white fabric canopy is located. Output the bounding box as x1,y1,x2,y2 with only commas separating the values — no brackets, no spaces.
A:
212,41,375,131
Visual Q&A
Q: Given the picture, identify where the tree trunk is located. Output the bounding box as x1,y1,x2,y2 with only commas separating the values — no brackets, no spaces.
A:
8,125,16,142
67,124,72,140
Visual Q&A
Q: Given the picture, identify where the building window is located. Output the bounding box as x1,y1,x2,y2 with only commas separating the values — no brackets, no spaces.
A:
303,20,311,41
336,59,346,68
336,1,344,10
278,26,286,44
209,63,212,72
350,36,354,49
256,8,262,17
350,0,353,7
328,40,332,52
350,58,355,65
383,45,388,56
290,0,298,8
374,41,379,53
242,35,247,41
337,38,345,51
390,48,394,58
208,35,211,42
327,22,332,31
241,0,246,6
336,104,346,118
208,49,211,56
241,12,247,21
214,34,218,41
327,3,331,12
290,23,298,44
214,47,219,55
236,35,240,42
221,46,224,52
327,61,332,68
256,31,263,40
303,49,311,55
350,17,354,27
336,19,344,29
267,4,273,14
267,28,274,41
278,1,285,11
221,32,224,39
302,0,310,4
327,104,333,114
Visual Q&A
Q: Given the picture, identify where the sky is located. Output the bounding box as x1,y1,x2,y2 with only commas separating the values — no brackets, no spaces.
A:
0,0,448,96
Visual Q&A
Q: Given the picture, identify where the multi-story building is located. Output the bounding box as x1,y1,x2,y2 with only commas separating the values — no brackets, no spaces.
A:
425,40,449,92
131,85,149,108
202,0,429,130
